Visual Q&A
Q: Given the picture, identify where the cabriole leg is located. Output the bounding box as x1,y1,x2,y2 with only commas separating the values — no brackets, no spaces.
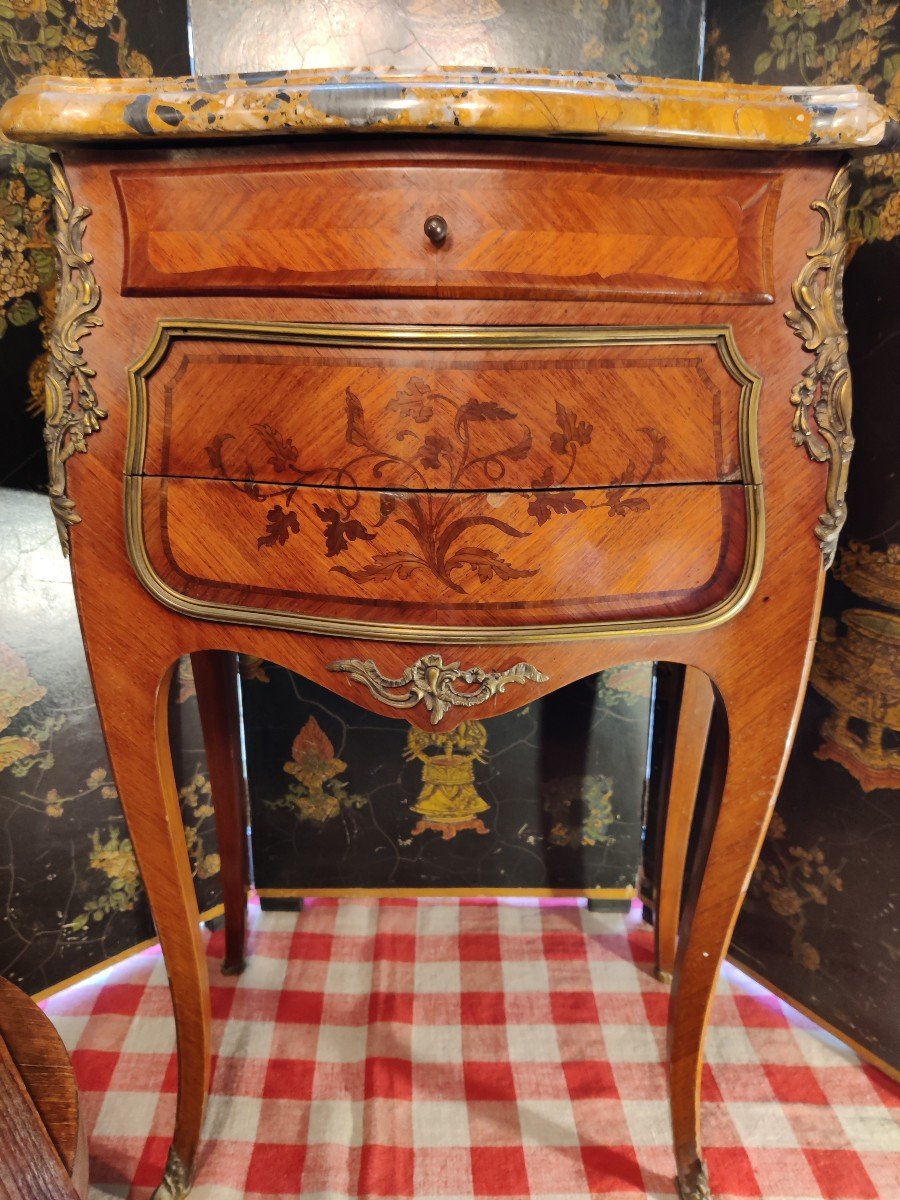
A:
668,657,813,1200
190,651,249,976
655,667,715,983
87,650,210,1200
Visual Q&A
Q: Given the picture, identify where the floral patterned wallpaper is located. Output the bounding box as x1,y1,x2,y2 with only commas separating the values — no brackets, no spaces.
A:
0,0,189,487
0,490,221,995
0,3,213,998
703,0,899,1072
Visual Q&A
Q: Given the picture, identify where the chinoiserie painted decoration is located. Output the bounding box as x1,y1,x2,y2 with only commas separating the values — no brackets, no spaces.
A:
243,665,651,896
703,0,900,1075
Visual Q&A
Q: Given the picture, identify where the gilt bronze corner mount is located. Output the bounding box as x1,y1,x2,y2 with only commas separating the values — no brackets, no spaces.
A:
45,156,104,555
785,165,854,569
150,1146,191,1200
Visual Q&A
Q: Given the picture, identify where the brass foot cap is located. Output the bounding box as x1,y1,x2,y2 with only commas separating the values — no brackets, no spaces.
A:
676,1160,713,1200
221,958,247,976
655,968,673,985
151,1147,192,1200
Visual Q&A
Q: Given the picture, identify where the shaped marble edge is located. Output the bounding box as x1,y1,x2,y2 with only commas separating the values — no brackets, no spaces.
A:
0,67,889,150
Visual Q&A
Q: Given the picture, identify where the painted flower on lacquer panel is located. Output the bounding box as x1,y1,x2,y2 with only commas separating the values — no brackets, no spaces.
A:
545,774,616,848
0,0,158,424
0,642,45,729
0,642,46,775
240,655,271,684
70,827,143,932
74,0,118,27
285,718,345,792
88,826,140,889
705,0,900,244
271,716,366,824
751,813,845,971
599,663,653,702
179,770,222,881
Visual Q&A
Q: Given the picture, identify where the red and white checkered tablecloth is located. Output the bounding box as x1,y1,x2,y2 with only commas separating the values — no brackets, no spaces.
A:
43,899,900,1200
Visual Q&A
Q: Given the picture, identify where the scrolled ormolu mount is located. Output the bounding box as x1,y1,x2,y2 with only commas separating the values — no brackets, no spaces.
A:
785,165,854,570
45,156,104,555
328,652,549,724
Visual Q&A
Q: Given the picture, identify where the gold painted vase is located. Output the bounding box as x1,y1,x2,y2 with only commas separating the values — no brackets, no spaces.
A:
404,720,491,839
811,607,900,791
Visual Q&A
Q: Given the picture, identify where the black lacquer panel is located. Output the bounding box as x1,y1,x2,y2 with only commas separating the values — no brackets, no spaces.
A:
697,0,900,1073
243,662,652,895
0,490,220,995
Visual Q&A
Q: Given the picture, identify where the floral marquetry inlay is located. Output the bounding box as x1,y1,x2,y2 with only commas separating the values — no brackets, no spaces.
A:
205,380,667,594
125,321,760,642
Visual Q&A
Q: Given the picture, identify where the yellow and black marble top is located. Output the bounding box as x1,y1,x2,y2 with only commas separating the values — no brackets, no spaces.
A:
0,67,889,150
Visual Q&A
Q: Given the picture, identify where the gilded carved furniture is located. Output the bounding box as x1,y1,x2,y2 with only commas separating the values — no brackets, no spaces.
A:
1,68,888,1200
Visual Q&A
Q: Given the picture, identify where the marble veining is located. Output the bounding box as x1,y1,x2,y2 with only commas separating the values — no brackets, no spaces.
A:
0,67,888,149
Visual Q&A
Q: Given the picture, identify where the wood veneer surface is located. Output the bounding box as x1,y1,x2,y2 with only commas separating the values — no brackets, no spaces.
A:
0,974,87,1190
139,476,748,627
115,156,782,303
141,337,744,488
26,131,847,1200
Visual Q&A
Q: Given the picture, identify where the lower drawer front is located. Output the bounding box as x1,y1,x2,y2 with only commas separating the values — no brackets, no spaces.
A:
132,477,750,632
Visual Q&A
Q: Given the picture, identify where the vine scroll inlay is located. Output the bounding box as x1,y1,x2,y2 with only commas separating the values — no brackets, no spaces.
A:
328,653,548,724
785,165,853,570
46,156,104,555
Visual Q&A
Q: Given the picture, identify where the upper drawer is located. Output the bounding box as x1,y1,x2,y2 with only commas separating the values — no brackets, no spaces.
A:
114,155,782,303
131,323,757,491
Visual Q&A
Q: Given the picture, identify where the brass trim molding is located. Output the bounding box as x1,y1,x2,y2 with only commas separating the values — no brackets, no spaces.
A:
328,653,548,724
125,320,765,645
785,166,854,570
45,156,104,555
256,886,636,900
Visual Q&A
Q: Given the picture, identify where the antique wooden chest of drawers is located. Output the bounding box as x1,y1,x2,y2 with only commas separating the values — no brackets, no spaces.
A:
1,68,888,1200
